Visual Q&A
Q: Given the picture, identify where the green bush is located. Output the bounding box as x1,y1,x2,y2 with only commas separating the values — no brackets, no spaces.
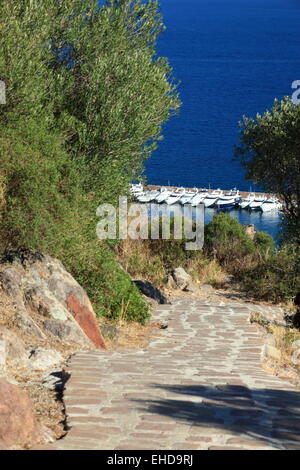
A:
204,213,256,274
0,0,179,325
0,120,78,253
254,231,275,258
240,245,300,304
67,242,149,324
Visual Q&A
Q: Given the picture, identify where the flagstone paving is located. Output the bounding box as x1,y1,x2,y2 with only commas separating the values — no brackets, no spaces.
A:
52,299,300,450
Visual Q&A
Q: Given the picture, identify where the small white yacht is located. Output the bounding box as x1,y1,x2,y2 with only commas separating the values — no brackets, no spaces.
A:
137,190,160,203
249,196,266,210
260,197,282,212
130,183,144,196
155,188,172,203
190,189,208,206
239,192,256,209
203,189,224,208
216,189,240,210
165,188,186,205
180,189,198,205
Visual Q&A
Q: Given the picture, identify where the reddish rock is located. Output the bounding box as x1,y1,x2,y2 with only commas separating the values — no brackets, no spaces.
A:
0,379,40,449
67,293,106,350
0,249,106,350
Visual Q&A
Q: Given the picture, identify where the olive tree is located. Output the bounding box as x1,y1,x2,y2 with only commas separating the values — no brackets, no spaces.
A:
235,97,300,243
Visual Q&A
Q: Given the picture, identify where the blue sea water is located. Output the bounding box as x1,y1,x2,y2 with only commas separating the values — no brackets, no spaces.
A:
144,0,300,240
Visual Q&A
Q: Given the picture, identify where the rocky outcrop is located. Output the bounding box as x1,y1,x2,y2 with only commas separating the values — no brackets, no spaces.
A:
0,249,106,350
0,378,41,449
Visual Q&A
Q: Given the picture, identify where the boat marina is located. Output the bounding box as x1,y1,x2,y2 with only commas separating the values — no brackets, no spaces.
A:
130,184,283,213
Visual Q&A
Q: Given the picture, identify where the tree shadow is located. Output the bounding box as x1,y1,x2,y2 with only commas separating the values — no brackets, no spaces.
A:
132,383,300,448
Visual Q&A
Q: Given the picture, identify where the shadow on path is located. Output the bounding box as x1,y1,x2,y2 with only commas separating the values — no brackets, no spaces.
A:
133,383,300,448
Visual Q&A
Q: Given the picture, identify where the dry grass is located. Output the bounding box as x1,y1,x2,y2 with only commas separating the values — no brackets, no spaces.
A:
100,315,164,350
104,321,151,349
0,173,5,211
117,238,228,289
251,312,300,383
266,324,300,375
190,258,228,287
117,238,166,286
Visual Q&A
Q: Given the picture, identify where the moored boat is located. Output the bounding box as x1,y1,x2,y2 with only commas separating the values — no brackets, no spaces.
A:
180,189,198,205
137,190,160,203
203,189,224,208
130,183,144,196
165,188,186,205
191,189,208,206
249,196,266,210
216,189,240,210
155,188,172,203
239,192,256,209
260,197,282,212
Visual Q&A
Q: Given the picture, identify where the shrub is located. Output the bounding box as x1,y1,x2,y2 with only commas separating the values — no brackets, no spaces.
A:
204,213,257,274
254,231,275,258
68,242,149,324
240,245,300,304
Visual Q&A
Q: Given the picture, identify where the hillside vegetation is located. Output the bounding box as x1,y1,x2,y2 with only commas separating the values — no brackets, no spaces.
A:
0,1,299,326
0,0,180,323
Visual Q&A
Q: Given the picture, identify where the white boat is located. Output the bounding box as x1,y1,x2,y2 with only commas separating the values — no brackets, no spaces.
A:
216,189,240,210
155,188,172,203
260,197,282,212
137,190,160,203
249,196,266,210
165,188,186,205
130,183,143,196
180,189,198,205
191,189,208,206
203,189,224,208
239,192,256,209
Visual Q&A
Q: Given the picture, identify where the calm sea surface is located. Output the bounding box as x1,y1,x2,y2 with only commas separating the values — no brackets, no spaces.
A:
144,0,300,240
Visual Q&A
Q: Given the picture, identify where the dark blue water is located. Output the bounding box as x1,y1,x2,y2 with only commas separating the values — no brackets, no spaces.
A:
144,0,300,240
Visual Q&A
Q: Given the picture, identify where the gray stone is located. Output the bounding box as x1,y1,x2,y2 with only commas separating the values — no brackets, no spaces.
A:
28,348,64,372
171,267,198,292
261,344,281,361
101,325,121,340
172,267,192,290
167,274,177,289
184,283,197,293
43,318,93,348
15,310,46,339
0,327,28,367
134,280,169,304
200,284,214,291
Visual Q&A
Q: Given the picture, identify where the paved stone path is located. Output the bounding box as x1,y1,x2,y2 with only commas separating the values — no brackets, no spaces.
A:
52,299,300,450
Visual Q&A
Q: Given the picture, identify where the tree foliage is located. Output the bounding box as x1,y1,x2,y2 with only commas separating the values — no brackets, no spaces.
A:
204,213,275,275
0,0,180,322
235,97,300,243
